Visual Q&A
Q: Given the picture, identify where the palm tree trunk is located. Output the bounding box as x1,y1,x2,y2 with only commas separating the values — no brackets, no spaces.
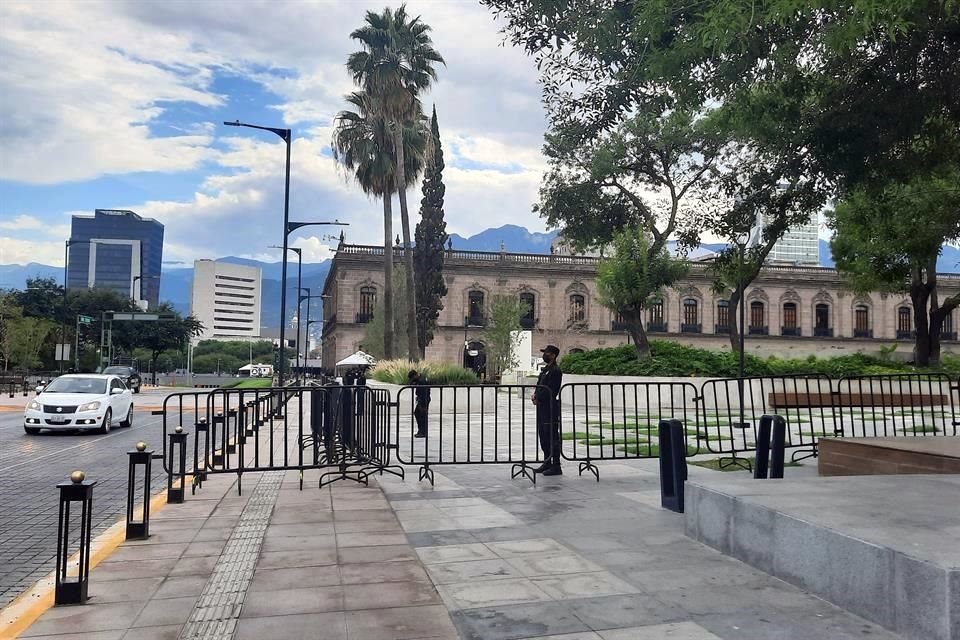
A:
382,194,395,360
392,124,420,361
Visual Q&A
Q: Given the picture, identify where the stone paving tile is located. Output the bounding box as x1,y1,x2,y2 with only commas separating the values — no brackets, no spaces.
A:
338,560,431,585
131,594,198,627
426,558,523,585
344,604,459,640
598,622,725,639
121,623,182,639
338,544,419,565
451,601,591,640
437,577,554,611
485,538,571,558
235,611,348,640
416,543,498,565
238,585,344,618
20,601,144,636
505,553,604,578
343,580,441,610
16,631,125,640
249,565,342,592
151,574,209,599
87,576,164,604
257,548,338,569
530,572,639,600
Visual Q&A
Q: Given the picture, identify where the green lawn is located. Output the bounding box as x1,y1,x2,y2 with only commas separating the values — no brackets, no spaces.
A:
562,431,606,441
227,378,274,389
897,425,942,434
616,443,699,457
689,456,802,472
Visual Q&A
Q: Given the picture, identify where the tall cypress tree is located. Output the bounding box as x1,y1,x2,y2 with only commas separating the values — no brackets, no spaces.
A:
414,105,449,358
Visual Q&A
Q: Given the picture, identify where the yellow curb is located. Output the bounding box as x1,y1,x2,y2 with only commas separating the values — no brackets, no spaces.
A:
0,485,175,639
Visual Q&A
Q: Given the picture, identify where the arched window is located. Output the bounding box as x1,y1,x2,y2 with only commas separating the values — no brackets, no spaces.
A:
569,294,586,323
682,299,700,332
358,286,376,324
854,304,871,337
519,292,535,328
782,302,798,336
648,299,665,331
716,300,729,333
815,303,830,336
897,306,912,338
749,301,767,335
467,290,485,325
943,311,955,340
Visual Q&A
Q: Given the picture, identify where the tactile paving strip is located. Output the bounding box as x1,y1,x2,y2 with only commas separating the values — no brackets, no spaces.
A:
178,471,284,640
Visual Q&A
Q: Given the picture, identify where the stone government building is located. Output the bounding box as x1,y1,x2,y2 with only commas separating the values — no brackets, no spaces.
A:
321,241,960,372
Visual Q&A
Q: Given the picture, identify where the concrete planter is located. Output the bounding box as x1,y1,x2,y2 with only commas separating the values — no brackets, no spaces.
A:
367,380,499,414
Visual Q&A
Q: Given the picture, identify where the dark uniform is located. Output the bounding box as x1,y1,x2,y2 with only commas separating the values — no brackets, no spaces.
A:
411,373,431,437
535,360,563,468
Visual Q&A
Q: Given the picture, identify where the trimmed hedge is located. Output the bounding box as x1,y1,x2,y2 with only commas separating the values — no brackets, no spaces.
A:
369,359,481,385
559,340,960,378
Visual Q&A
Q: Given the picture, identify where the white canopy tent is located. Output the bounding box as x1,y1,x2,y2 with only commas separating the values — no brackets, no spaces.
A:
335,351,376,369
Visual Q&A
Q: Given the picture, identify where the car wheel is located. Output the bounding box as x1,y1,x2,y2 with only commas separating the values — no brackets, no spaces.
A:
24,426,41,435
120,405,133,428
99,409,112,434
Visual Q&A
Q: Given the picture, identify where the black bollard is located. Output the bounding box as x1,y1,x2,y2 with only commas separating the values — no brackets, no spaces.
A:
167,426,188,504
658,419,688,513
55,471,96,605
126,442,153,540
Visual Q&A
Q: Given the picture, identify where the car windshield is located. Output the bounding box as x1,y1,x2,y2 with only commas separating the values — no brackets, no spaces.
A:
44,377,107,394
103,367,131,374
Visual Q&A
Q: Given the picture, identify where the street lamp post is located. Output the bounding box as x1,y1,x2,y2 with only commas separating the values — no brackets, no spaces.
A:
224,119,293,386
299,288,325,376
271,246,302,382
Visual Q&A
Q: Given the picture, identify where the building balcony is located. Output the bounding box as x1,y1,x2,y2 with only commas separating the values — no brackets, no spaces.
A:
519,316,536,329
647,322,667,333
714,324,730,334
896,329,916,340
355,312,373,324
680,323,702,334
942,331,957,341
748,325,769,336
853,328,873,338
781,326,801,337
814,327,833,337
465,315,486,328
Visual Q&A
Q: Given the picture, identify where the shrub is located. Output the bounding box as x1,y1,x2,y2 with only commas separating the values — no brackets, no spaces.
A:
369,359,480,385
560,340,960,378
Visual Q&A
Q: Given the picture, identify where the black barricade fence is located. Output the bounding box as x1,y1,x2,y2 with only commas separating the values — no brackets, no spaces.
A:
393,384,552,483
833,373,958,438
559,382,700,478
154,384,399,492
698,375,834,460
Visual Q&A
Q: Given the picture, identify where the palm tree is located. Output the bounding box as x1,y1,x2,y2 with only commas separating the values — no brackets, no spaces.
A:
347,5,445,361
331,91,427,359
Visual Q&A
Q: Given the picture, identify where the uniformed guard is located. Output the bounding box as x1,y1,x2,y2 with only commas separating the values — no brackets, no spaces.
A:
532,345,563,475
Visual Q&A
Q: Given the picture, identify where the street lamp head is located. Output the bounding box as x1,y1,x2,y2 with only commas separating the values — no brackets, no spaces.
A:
224,120,241,127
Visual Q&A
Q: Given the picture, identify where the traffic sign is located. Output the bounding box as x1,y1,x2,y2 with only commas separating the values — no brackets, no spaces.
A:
78,315,93,324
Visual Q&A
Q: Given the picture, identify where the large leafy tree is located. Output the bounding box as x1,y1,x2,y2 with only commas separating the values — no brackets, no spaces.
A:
597,229,687,358
363,266,410,361
831,163,960,366
413,105,448,358
348,5,445,361
332,90,426,359
125,304,203,384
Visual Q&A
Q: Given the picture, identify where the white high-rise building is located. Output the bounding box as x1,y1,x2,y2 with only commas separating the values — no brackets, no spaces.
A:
190,260,262,340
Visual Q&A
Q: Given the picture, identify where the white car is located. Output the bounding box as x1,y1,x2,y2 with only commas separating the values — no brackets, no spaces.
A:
25,374,134,435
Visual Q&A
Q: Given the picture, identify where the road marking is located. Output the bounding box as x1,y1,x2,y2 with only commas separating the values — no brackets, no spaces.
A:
0,415,164,474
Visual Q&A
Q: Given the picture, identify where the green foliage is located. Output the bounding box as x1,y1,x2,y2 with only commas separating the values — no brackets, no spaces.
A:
414,105,449,357
597,228,688,357
2,315,56,370
483,295,528,380
560,341,960,378
369,359,479,385
194,340,274,360
222,378,273,389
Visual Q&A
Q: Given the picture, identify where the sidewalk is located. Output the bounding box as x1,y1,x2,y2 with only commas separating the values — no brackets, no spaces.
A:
13,456,903,640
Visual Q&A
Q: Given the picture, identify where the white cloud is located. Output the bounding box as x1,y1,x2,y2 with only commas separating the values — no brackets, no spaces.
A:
0,237,63,266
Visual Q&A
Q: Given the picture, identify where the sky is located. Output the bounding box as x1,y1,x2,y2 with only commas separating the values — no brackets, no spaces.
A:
0,0,549,267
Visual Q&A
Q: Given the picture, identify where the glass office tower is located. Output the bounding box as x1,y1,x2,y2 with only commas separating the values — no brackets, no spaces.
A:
67,209,165,308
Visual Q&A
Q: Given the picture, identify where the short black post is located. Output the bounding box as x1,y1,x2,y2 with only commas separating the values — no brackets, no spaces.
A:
167,426,188,504
55,471,96,605
193,418,208,483
211,412,224,466
770,415,787,479
658,419,688,513
227,408,238,454
754,416,773,479
126,442,153,540
245,401,256,437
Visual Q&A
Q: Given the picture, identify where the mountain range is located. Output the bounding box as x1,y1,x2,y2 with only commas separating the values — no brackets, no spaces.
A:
5,227,960,330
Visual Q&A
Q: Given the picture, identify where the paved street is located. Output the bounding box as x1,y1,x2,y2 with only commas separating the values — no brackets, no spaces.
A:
0,388,193,609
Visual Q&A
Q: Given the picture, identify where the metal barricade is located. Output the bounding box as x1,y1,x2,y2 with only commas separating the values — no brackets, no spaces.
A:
833,373,958,438
698,375,833,466
394,384,549,485
559,381,701,480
